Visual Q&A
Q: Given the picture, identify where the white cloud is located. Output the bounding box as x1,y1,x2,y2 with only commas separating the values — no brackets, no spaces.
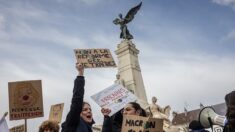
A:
140,51,235,111
0,20,87,49
212,0,235,10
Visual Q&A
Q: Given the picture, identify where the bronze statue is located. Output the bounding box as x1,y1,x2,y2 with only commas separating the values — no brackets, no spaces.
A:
113,2,142,40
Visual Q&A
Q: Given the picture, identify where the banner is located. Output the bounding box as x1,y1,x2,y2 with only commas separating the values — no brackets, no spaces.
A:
74,49,116,68
49,103,64,123
8,80,44,120
122,115,163,132
10,124,25,132
0,117,9,132
91,84,137,116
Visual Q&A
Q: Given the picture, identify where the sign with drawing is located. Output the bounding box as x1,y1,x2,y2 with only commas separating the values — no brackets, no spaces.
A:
8,80,44,120
49,103,64,123
91,84,137,116
74,49,116,68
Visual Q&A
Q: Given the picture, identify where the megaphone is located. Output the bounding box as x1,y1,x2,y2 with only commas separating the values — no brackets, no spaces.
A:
198,106,227,128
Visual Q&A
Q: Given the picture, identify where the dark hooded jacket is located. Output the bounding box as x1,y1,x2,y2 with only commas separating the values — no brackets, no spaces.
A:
61,76,94,132
102,110,122,132
223,91,235,132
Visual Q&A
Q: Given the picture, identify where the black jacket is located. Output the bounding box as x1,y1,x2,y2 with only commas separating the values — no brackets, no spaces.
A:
102,110,122,132
223,125,235,132
62,76,93,132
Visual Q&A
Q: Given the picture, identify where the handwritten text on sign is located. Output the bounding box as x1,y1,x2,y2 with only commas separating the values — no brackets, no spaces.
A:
74,49,116,68
10,124,25,132
91,84,137,116
122,115,163,132
8,80,44,120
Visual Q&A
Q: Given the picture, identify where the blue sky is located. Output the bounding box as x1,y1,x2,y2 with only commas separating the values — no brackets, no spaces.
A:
0,0,235,131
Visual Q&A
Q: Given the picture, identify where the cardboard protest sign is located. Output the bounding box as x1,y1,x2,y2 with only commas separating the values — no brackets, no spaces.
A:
8,80,44,120
10,124,25,132
49,103,64,123
74,49,116,68
122,115,163,132
91,84,137,116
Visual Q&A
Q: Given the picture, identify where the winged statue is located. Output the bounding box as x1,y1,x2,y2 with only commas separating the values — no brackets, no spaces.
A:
113,2,142,40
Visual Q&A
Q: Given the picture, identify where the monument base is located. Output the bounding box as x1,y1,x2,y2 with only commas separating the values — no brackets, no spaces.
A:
115,39,148,109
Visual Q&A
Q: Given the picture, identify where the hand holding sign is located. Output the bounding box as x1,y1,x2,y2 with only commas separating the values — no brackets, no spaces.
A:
76,63,84,76
101,108,112,117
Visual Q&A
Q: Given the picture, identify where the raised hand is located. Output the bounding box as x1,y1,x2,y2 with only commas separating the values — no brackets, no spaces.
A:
101,108,111,117
76,63,84,76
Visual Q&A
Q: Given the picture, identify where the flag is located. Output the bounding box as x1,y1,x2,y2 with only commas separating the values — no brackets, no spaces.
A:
0,117,9,132
184,107,188,116
200,103,204,108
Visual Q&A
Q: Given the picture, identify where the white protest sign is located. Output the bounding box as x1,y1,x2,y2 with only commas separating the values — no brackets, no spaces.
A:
91,84,137,116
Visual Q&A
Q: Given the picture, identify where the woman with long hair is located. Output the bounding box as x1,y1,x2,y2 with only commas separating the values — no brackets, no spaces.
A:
101,102,146,132
61,63,94,132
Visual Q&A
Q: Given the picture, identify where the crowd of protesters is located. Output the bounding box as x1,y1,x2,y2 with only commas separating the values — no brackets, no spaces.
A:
37,63,148,132
36,63,235,132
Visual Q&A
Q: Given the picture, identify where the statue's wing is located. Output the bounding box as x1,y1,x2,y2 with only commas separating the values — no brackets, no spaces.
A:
123,2,142,24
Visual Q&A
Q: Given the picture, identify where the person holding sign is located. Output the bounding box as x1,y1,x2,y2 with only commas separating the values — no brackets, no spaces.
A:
61,63,95,132
101,102,146,132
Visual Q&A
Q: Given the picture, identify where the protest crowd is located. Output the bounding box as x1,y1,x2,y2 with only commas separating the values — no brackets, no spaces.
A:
1,61,234,132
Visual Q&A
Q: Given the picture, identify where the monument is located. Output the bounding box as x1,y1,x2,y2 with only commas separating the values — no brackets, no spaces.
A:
114,73,125,87
115,40,148,106
113,2,149,107
113,2,183,132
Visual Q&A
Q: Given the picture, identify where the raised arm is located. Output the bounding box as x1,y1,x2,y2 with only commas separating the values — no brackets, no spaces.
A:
101,108,113,132
62,63,85,132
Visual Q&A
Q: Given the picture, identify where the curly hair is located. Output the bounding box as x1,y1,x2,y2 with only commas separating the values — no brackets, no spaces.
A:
39,120,60,132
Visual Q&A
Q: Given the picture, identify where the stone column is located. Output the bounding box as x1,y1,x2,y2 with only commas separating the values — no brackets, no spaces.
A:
115,40,148,106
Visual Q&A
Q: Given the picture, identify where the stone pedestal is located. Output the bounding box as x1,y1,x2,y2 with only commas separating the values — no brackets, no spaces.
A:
115,40,148,107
